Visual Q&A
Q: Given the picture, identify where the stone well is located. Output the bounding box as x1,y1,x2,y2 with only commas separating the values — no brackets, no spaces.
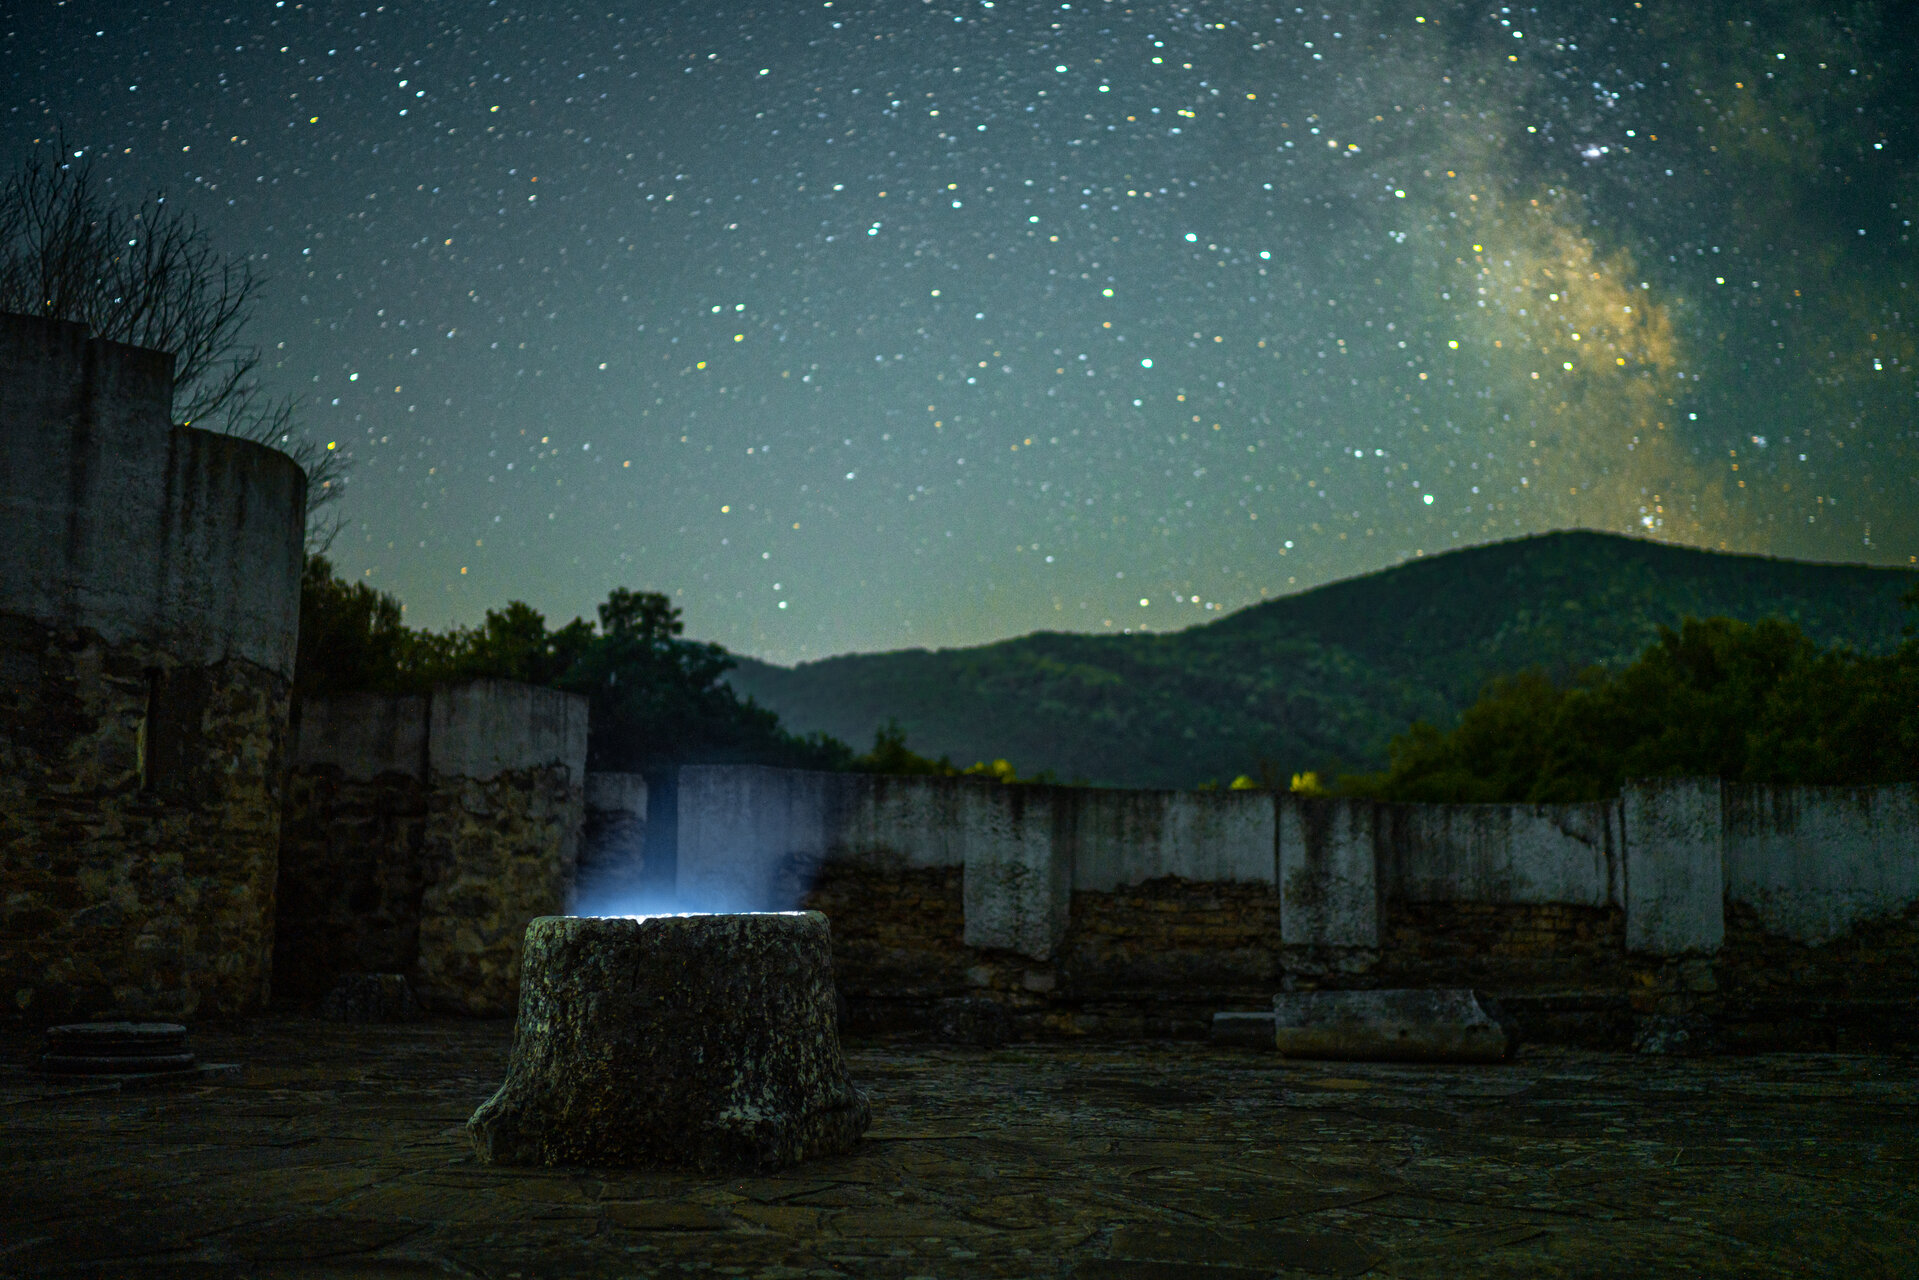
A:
468,911,869,1172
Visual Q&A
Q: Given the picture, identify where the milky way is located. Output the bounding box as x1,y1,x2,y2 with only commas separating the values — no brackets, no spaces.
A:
8,1,1915,660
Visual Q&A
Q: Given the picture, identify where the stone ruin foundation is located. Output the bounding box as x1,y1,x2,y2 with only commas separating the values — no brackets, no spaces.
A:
467,911,869,1172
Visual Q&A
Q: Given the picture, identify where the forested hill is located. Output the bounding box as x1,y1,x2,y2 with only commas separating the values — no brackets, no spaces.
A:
724,531,1916,790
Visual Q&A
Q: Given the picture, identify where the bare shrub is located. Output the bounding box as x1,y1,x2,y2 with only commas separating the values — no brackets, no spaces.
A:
0,143,345,549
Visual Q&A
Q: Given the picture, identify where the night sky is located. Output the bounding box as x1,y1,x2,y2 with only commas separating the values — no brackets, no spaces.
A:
8,1,1915,663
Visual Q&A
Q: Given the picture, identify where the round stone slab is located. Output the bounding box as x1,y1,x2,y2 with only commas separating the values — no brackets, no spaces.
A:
467,911,870,1173
41,1052,199,1075
45,1022,188,1048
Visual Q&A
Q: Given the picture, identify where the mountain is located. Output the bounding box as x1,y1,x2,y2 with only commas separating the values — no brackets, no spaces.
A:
724,531,1917,790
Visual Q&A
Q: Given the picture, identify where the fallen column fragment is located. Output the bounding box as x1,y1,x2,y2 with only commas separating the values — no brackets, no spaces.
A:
1273,989,1513,1062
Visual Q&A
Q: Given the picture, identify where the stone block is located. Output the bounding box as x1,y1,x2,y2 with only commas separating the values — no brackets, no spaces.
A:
1272,988,1512,1062
468,912,869,1171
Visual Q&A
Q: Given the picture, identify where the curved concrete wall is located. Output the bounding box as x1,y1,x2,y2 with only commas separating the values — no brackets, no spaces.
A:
0,312,305,678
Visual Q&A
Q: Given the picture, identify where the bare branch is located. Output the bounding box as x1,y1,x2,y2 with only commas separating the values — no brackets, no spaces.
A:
1,140,346,550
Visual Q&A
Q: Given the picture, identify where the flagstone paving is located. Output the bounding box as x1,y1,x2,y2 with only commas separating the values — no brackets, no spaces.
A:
3,1019,1915,1278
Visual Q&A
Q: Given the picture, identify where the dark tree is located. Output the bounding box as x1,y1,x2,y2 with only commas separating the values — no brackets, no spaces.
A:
293,556,417,699
1341,611,1919,802
292,559,852,772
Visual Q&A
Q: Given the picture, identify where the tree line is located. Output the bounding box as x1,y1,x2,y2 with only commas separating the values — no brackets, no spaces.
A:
1323,599,1919,803
304,556,1919,795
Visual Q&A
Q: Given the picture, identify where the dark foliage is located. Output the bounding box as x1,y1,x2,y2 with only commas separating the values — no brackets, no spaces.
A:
1342,609,1919,802
293,556,419,699
293,558,851,772
850,719,959,777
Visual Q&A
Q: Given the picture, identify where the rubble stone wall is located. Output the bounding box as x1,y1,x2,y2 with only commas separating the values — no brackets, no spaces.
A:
413,762,582,1014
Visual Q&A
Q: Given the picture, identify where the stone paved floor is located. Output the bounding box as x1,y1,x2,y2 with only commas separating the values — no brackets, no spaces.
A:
2,1018,1916,1279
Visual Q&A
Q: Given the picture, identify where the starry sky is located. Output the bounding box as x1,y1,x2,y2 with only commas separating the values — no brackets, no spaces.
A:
7,1,1915,662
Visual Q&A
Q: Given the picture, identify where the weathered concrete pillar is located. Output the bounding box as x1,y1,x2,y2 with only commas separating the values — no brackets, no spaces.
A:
1276,797,1380,978
576,772,648,913
961,785,1071,961
1622,778,1725,956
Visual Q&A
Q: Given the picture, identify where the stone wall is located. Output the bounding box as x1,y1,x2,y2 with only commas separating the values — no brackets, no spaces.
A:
800,861,1282,1042
1,314,305,1024
1712,782,1919,1048
276,680,588,1015
667,765,1919,1048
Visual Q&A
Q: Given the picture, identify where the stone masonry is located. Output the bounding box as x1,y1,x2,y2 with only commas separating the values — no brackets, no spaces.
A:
276,680,587,1016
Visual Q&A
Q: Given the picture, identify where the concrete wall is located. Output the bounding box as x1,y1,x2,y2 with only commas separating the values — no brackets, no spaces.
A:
291,692,429,779
1623,778,1727,956
1,313,305,1024
0,313,305,678
670,767,1919,965
674,768,1274,961
665,765,1919,1047
674,764,832,912
1378,801,1622,908
1275,798,1380,974
276,680,588,1014
1064,788,1274,891
1725,782,1919,945
428,680,589,782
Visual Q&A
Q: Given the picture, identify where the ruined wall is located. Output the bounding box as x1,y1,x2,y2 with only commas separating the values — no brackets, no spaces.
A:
1713,783,1919,1049
276,680,588,1015
676,765,1919,1048
803,862,969,1030
1723,782,1919,945
1,314,305,1024
679,769,1280,1037
677,766,1272,960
